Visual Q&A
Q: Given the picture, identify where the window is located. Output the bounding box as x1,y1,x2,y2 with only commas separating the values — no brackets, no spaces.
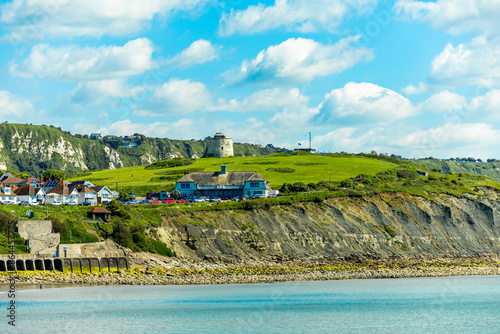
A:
180,183,190,189
249,182,261,188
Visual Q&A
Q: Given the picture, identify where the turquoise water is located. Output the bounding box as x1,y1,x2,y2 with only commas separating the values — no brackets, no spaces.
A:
1,276,499,333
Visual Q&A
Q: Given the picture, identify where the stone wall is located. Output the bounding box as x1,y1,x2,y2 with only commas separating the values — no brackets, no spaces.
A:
18,220,52,240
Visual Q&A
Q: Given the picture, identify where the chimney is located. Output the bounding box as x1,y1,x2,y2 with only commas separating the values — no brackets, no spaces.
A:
221,165,226,175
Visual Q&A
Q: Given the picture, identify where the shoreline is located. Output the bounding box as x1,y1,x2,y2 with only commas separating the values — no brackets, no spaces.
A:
1,257,499,287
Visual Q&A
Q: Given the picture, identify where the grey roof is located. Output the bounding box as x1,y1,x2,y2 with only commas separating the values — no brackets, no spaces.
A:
177,171,266,187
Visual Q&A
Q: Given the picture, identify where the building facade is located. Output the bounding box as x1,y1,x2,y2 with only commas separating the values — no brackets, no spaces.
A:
174,165,273,198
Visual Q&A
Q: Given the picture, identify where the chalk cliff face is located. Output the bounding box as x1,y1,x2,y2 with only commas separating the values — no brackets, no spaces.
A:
157,193,500,261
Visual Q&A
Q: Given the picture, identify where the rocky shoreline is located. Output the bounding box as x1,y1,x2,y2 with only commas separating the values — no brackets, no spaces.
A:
1,254,499,287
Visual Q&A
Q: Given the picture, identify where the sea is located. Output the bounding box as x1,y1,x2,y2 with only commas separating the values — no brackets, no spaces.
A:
1,275,499,333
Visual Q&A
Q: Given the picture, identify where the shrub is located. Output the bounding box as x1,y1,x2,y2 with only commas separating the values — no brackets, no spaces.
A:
266,167,295,173
384,225,397,238
397,169,416,179
340,179,354,188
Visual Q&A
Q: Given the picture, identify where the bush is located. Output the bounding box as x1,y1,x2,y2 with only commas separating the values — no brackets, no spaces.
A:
397,169,416,179
340,179,354,188
384,225,397,238
111,220,134,249
266,167,295,173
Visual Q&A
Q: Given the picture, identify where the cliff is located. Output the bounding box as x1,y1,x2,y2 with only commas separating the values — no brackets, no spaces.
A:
0,123,278,176
156,193,500,261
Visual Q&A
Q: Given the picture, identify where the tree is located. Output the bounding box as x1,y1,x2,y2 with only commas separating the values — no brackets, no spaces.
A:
171,190,181,199
42,169,66,181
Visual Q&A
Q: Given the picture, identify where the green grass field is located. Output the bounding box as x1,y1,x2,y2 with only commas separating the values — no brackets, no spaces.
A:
70,154,398,195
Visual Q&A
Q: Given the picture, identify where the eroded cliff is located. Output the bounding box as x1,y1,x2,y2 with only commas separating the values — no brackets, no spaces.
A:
156,193,500,261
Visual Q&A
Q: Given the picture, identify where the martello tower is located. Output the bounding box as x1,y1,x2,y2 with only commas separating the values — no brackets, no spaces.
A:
205,132,234,157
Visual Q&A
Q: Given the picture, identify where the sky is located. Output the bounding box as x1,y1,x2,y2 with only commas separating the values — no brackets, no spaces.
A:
0,0,499,160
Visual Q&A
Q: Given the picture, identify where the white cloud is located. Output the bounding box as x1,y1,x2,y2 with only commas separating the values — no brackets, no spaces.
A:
148,78,212,114
169,39,221,68
318,82,414,124
0,0,212,39
0,90,34,117
428,36,500,87
468,89,500,122
402,82,427,95
70,79,145,105
416,90,466,113
223,36,373,85
395,0,500,36
10,38,154,81
218,0,377,36
216,88,309,112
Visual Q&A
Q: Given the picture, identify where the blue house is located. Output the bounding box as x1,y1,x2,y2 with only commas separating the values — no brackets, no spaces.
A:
174,165,272,198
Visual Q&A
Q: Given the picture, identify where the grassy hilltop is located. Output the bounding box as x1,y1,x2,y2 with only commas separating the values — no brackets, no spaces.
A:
69,153,398,195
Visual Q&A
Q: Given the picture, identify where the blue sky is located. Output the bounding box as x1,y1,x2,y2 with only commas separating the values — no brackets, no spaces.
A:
1,0,500,159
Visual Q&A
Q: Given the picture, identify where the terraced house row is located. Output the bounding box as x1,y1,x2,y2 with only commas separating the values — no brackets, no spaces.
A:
0,172,117,205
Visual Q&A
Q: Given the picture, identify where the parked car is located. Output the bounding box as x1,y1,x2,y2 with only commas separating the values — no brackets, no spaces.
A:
176,198,186,203
163,198,175,204
18,201,30,205
128,200,140,205
251,194,266,199
193,198,204,203
209,197,221,203
51,201,63,206
102,200,111,205
30,201,40,206
150,200,160,204
65,201,78,206
140,200,150,204
79,201,91,206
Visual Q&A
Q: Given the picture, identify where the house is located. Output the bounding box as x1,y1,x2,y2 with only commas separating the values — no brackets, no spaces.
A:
122,142,137,147
1,177,26,187
45,184,78,204
0,172,16,183
91,186,113,203
70,185,97,205
42,180,69,192
68,180,95,189
89,133,102,139
15,184,46,204
87,207,112,221
174,165,272,198
19,176,42,188
0,186,18,204
417,171,429,176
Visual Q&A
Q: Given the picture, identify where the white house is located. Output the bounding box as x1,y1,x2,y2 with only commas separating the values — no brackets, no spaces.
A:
45,184,79,204
14,184,46,204
70,185,97,205
0,186,18,204
91,186,113,203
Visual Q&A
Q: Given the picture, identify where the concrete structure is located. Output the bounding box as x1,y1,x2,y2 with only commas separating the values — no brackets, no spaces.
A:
205,132,234,157
174,165,274,198
0,254,128,273
18,220,60,254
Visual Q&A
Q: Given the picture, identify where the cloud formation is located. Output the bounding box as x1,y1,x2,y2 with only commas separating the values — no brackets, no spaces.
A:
10,38,155,81
219,0,377,36
428,36,500,87
168,39,221,68
223,36,373,85
0,0,212,39
395,0,500,36
0,90,34,117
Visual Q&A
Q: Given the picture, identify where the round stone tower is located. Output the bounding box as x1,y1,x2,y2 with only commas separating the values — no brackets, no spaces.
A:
205,132,234,157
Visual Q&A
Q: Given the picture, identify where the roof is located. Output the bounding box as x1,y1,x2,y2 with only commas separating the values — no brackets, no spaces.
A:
70,185,97,193
0,173,16,182
1,177,26,185
213,132,229,139
87,207,111,214
46,184,72,195
43,180,68,187
14,184,35,196
177,171,266,187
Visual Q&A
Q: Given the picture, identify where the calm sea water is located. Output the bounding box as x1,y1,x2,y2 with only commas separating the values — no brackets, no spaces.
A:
1,276,499,333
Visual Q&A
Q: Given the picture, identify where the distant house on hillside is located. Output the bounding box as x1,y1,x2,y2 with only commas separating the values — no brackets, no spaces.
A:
90,133,102,139
174,165,273,198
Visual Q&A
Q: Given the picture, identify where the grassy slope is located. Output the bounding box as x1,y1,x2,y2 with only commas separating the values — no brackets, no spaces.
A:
70,154,398,195
415,159,500,182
